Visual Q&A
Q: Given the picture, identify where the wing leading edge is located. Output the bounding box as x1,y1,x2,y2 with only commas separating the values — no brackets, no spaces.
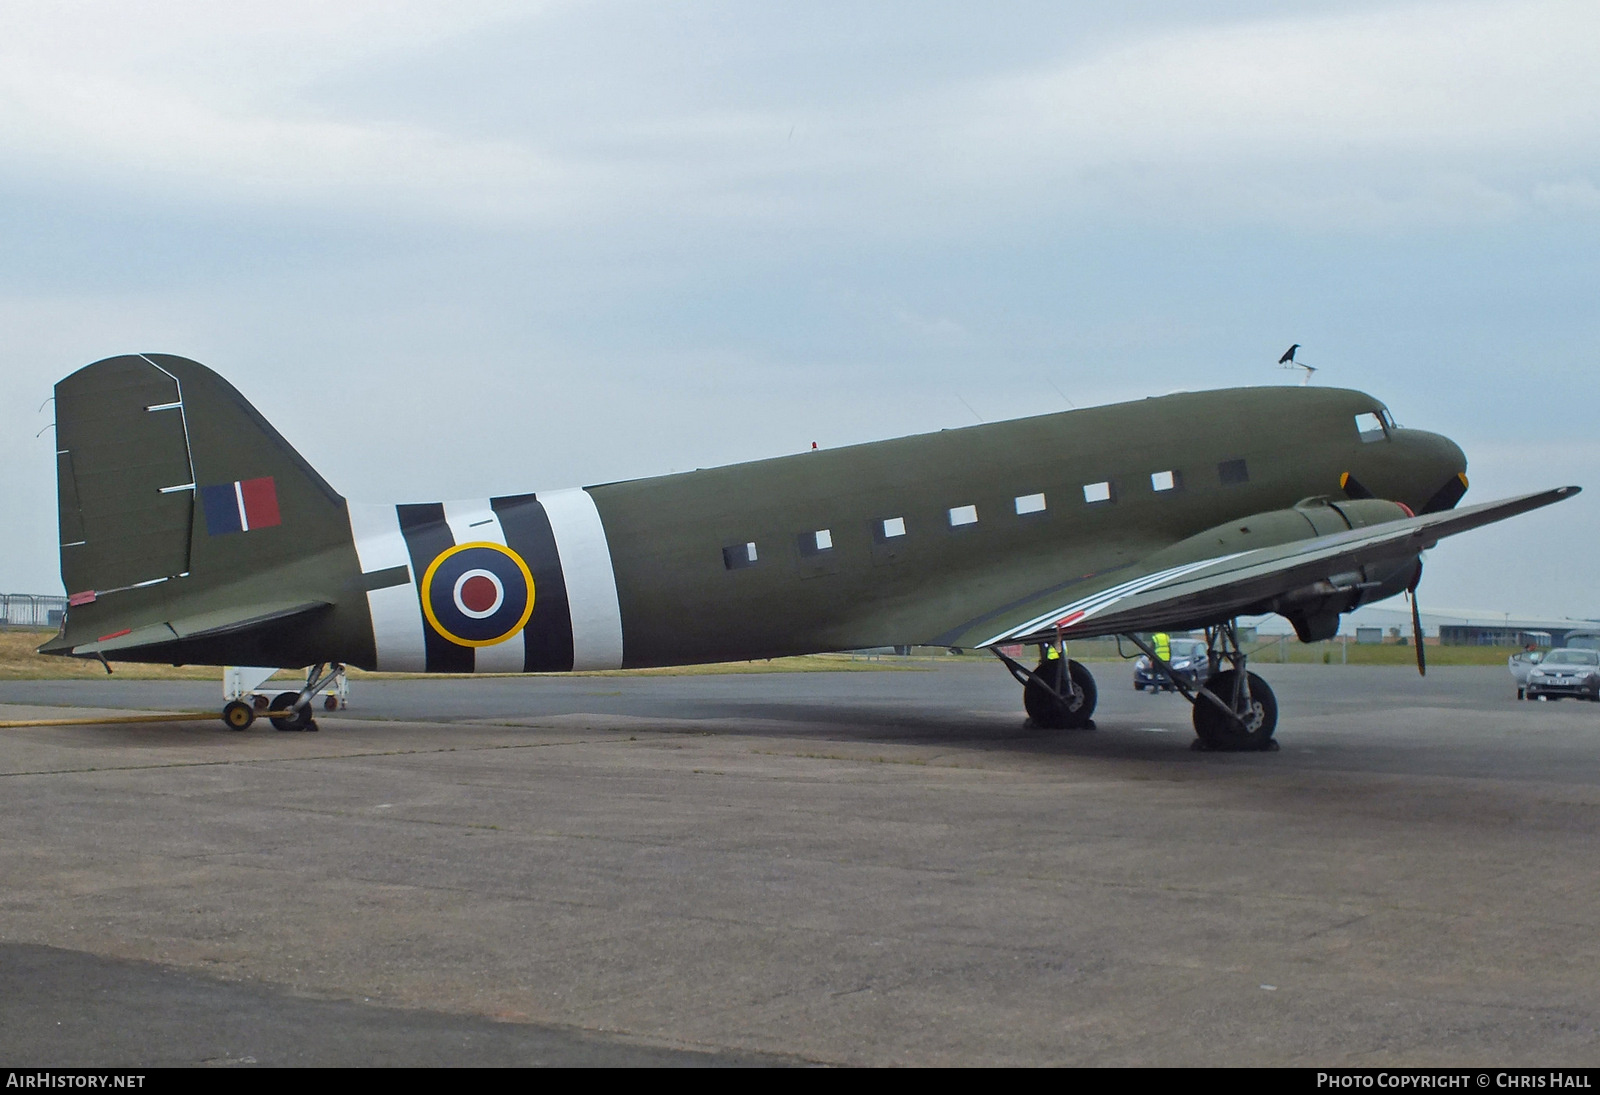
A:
972,486,1581,648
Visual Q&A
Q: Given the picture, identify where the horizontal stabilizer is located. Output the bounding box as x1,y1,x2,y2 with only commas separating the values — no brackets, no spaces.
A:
47,601,331,657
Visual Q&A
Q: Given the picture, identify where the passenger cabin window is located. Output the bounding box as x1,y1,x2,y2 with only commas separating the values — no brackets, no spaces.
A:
878,516,906,539
1218,459,1249,486
1151,469,1180,492
1082,481,1113,504
798,529,833,555
1014,493,1046,515
948,505,978,527
1355,412,1389,443
723,542,758,570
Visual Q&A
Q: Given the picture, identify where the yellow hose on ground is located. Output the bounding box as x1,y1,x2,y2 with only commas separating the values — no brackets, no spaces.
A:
0,711,224,728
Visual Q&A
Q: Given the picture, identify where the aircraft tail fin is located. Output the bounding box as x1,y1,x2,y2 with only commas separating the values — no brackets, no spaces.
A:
45,354,356,660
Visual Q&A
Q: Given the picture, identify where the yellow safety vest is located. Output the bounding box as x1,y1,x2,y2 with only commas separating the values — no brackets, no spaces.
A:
1153,633,1171,661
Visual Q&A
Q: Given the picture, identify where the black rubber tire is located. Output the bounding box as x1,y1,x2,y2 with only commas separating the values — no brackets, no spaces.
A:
269,691,313,731
1024,659,1098,729
1192,669,1277,751
221,701,255,731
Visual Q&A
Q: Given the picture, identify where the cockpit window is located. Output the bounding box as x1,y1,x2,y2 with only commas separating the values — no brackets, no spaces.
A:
1355,411,1389,443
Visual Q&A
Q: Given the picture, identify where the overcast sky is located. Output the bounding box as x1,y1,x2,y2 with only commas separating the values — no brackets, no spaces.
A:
2,0,1596,618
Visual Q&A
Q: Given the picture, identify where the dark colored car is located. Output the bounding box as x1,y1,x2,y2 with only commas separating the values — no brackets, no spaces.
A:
1133,638,1211,692
1525,648,1600,701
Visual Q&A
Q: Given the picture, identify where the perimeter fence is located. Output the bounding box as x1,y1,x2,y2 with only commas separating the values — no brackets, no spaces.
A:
0,593,67,628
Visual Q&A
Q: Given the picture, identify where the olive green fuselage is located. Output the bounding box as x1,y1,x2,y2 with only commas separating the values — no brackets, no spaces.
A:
45,357,1465,673
590,387,1463,666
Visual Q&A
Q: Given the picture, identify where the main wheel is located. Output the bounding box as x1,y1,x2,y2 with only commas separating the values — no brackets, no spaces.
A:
269,691,313,731
221,701,255,731
1024,658,1098,729
1192,669,1277,751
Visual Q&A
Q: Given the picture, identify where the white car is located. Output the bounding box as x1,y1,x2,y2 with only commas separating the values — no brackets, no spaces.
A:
1508,649,1543,700
1524,648,1600,702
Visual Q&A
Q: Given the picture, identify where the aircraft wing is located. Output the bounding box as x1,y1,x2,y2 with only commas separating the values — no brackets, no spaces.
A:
968,486,1580,648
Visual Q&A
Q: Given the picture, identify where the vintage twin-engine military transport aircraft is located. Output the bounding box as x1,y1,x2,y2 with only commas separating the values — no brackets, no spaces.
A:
41,354,1578,748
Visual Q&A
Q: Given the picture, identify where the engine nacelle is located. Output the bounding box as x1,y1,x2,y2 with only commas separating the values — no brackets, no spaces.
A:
1137,497,1418,642
1271,559,1416,642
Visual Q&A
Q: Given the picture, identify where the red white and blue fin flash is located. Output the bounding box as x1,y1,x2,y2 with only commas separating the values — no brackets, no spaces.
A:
201,478,281,536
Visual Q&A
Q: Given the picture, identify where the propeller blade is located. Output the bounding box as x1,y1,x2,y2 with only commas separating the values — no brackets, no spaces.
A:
1408,560,1426,677
1421,472,1469,514
1339,472,1374,500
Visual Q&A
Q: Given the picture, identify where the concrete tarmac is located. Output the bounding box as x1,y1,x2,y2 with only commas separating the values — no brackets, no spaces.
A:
1,660,1598,1066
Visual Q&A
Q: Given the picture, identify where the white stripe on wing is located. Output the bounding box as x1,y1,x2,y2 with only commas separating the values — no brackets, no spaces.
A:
980,552,1245,647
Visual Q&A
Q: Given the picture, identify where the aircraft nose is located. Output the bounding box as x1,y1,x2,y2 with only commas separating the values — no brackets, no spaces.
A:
1401,428,1466,475
1394,428,1469,512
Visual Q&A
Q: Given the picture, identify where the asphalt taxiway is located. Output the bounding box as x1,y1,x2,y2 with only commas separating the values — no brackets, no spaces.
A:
1,660,1598,1065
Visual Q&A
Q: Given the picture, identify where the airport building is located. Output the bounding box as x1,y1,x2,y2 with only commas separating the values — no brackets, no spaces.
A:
1247,605,1598,647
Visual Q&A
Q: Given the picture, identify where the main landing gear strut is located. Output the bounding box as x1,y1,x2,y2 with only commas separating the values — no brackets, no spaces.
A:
1123,621,1278,751
220,663,343,733
993,621,1279,750
993,641,1098,730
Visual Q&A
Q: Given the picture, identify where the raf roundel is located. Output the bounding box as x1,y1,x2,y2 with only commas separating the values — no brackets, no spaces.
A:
420,542,536,647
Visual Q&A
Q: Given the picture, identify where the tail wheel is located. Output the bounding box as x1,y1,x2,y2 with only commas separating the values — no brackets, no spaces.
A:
269,691,314,732
1024,659,1098,729
221,701,255,731
1192,669,1277,751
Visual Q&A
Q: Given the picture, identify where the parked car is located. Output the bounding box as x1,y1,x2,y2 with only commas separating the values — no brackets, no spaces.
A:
1134,638,1212,692
1524,648,1600,702
1508,649,1544,700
